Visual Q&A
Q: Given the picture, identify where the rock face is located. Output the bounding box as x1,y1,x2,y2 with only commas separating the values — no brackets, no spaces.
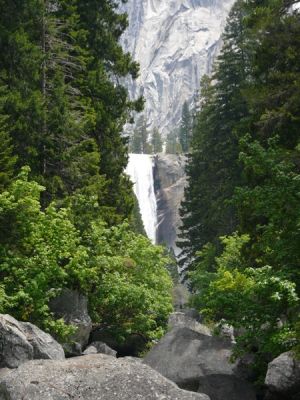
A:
0,314,64,369
121,0,235,134
143,327,256,400
154,153,187,254
49,289,92,350
168,312,212,336
19,322,65,361
265,351,300,400
83,341,117,357
0,354,210,400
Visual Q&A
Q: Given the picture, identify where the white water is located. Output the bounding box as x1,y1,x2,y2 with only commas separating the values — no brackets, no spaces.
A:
126,154,157,243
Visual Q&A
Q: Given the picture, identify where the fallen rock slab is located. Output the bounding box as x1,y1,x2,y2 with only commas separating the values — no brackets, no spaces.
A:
168,312,212,336
143,327,256,400
0,354,210,400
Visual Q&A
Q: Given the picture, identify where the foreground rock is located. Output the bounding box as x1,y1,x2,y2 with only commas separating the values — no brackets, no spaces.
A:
265,351,300,400
143,327,256,400
0,314,64,368
0,354,210,400
49,289,92,351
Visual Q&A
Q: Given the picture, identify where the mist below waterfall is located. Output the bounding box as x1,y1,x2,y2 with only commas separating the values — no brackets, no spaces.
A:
126,154,157,243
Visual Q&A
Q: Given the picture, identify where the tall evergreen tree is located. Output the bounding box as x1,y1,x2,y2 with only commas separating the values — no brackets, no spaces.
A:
129,115,150,154
179,101,192,153
151,127,163,153
0,0,142,222
178,0,250,269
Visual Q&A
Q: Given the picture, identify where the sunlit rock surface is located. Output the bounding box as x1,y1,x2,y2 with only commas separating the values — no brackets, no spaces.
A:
121,0,234,134
154,153,187,254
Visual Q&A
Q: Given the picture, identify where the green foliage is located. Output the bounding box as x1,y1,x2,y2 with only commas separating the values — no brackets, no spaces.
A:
0,169,173,343
190,233,299,378
83,222,173,342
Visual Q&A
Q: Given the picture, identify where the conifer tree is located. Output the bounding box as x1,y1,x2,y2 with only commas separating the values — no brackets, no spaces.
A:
165,129,182,154
151,127,163,153
179,101,192,153
178,0,250,268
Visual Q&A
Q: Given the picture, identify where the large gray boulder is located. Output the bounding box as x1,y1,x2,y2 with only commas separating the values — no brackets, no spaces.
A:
49,289,92,349
0,354,210,400
0,315,64,369
20,322,65,361
0,315,33,368
265,351,300,400
143,327,256,400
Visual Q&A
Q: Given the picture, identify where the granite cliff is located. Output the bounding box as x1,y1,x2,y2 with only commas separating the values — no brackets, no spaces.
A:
121,0,234,134
154,154,187,255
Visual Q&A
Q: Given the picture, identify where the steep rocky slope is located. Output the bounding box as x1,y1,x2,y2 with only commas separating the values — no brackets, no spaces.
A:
121,0,234,134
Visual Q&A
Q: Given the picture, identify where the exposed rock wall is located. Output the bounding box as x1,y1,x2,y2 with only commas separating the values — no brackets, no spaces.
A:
154,153,187,254
121,0,235,134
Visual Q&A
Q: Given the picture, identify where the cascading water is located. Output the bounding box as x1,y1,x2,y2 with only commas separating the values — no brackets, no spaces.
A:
126,154,157,243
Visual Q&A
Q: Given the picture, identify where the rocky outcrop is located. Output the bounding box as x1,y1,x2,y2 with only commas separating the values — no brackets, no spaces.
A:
0,314,64,369
83,341,117,357
121,0,235,135
154,153,187,254
49,289,92,352
143,327,256,400
265,351,300,400
0,354,210,400
168,312,212,336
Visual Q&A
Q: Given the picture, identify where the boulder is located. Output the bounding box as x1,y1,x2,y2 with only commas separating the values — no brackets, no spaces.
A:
20,322,65,361
83,341,117,357
49,289,92,348
0,314,64,369
143,327,256,400
198,375,256,400
0,354,210,400
168,312,212,336
0,314,33,368
265,351,300,400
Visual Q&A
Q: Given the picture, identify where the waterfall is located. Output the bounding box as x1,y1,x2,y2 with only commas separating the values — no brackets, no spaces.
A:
126,154,157,243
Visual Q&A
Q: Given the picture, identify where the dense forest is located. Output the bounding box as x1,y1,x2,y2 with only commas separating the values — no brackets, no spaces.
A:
179,0,300,380
0,0,173,344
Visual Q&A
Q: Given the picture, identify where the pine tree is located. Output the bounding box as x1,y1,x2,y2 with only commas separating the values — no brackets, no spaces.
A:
165,129,182,154
129,115,149,154
179,101,192,153
0,122,17,192
178,0,250,269
151,127,163,153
